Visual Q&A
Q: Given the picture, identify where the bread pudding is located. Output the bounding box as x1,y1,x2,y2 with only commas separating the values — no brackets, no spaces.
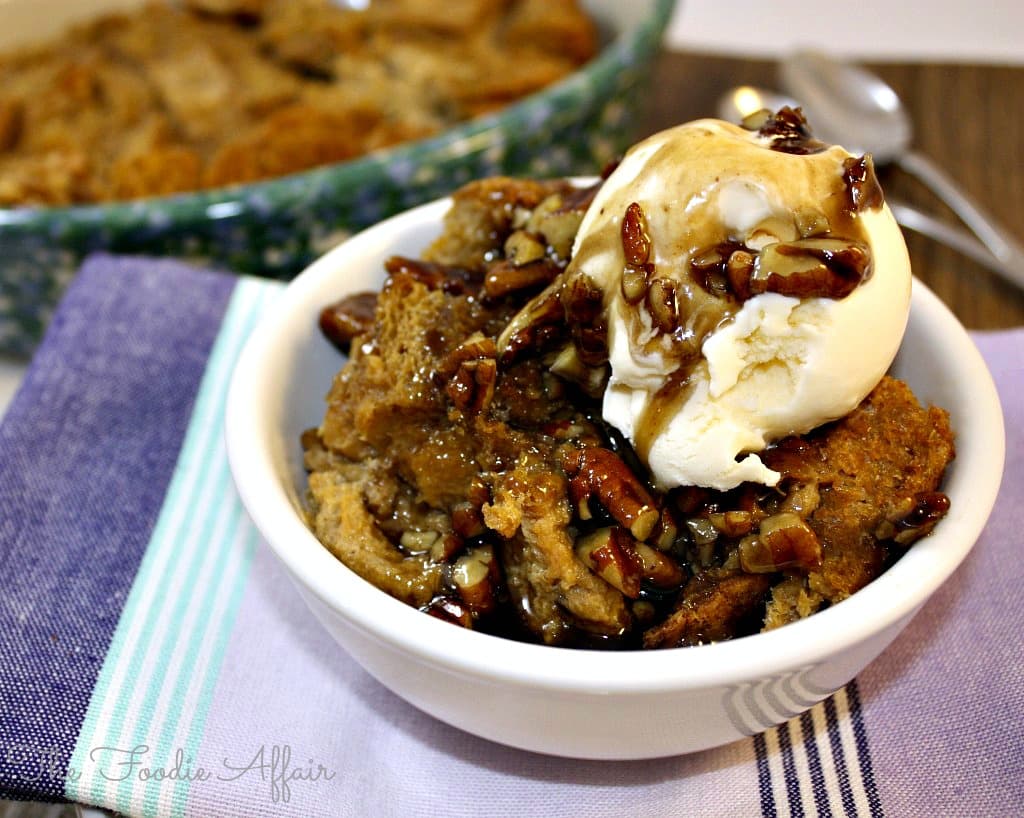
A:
301,113,954,649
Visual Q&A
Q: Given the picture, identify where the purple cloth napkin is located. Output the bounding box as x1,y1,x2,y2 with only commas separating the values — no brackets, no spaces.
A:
1,255,1021,817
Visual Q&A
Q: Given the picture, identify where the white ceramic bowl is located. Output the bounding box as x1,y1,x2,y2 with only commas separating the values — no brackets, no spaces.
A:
226,197,1005,760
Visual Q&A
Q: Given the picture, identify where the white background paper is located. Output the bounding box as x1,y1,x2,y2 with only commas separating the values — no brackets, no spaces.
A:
666,0,1024,64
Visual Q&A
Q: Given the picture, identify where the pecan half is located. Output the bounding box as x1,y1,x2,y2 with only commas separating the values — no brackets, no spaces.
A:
484,258,562,299
496,280,566,364
384,256,480,296
620,202,655,304
565,447,659,540
318,291,377,353
748,238,872,300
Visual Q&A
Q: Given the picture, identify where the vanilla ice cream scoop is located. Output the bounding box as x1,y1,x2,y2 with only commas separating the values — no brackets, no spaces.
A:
565,111,911,490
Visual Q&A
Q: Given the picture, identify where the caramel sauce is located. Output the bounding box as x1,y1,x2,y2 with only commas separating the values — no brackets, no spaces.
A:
634,367,696,465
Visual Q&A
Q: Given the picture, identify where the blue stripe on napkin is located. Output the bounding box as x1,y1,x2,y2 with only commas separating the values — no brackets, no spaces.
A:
0,255,236,800
796,711,830,817
753,683,886,817
64,275,278,817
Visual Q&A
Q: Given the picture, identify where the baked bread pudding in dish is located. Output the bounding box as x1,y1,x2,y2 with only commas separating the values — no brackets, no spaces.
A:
0,0,596,205
301,111,954,649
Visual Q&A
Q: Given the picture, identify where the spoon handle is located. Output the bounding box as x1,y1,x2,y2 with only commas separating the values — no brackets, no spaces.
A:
888,201,1008,277
898,150,1024,289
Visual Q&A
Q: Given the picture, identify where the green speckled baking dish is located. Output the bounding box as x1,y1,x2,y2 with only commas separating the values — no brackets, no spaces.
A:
0,0,677,355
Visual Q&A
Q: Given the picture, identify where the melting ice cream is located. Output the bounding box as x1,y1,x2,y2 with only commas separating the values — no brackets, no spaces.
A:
565,112,911,490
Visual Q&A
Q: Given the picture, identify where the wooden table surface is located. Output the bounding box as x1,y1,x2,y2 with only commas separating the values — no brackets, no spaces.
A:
640,52,1024,329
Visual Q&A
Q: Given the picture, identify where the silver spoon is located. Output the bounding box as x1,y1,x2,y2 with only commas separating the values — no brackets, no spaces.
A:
779,50,1024,290
714,85,1010,280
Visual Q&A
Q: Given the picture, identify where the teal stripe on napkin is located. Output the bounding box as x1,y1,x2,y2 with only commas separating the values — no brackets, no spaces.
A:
65,277,283,817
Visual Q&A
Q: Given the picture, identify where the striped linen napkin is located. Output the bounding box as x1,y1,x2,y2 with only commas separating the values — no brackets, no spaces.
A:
1,255,1021,818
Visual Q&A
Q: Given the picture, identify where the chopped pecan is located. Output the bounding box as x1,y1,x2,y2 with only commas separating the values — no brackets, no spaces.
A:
739,512,822,573
451,545,501,614
779,481,821,516
565,447,659,540
877,491,951,545
430,532,466,562
451,501,486,539
435,333,496,377
684,516,719,546
446,359,497,414
622,201,652,266
548,344,608,397
621,264,650,303
649,506,679,551
575,527,645,598
646,278,677,333
530,197,588,261
502,230,547,266
843,155,884,213
577,528,688,597
708,510,756,538
562,274,608,367
424,596,474,628
739,107,771,131
399,529,441,553
725,250,756,299
795,208,830,238
435,333,498,415
755,106,828,155
633,541,686,589
690,240,748,298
